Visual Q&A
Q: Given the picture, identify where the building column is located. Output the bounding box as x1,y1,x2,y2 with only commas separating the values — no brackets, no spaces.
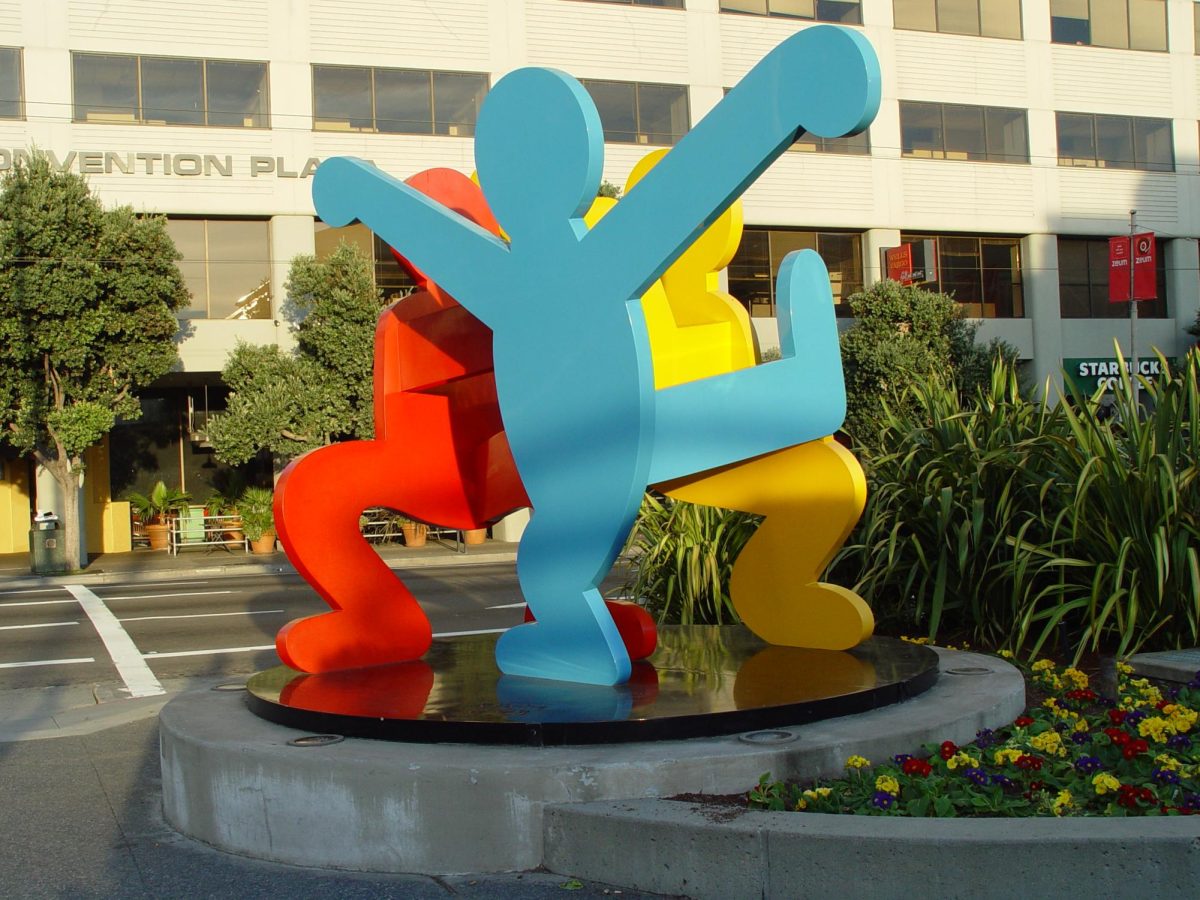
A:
1020,233,1064,398
863,228,901,288
1166,238,1199,358
268,215,317,351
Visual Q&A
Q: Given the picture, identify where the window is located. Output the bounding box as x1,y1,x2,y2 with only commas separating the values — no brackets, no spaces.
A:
727,229,863,318
899,233,1023,318
167,220,272,320
893,0,1022,39
0,48,22,119
1056,113,1173,171
1057,237,1167,318
901,102,1029,163
73,53,268,127
573,0,684,7
792,129,870,155
1050,0,1167,50
315,222,416,299
580,80,690,145
720,1,862,25
312,66,487,136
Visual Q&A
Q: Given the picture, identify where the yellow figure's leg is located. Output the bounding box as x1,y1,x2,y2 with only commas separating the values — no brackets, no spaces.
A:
658,437,873,650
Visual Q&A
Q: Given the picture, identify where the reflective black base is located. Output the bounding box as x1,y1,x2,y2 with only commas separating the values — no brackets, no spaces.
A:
245,627,939,746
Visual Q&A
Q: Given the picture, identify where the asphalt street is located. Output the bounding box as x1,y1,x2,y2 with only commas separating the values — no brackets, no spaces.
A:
0,559,673,898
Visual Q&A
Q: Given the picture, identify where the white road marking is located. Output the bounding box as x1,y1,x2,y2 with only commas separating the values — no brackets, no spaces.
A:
96,580,209,590
119,609,284,623
98,590,235,602
144,644,275,659
0,599,78,608
0,657,94,669
433,627,509,638
0,621,78,631
485,602,527,609
65,585,164,698
0,588,69,596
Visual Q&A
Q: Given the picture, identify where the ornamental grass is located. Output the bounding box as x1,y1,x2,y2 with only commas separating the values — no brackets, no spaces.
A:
748,658,1200,817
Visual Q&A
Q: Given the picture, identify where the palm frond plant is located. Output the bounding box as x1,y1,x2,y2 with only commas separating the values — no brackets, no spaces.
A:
238,486,275,543
125,480,191,524
623,493,759,625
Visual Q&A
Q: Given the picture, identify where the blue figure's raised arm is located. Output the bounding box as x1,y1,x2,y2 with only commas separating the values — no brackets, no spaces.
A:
313,157,510,326
584,25,880,301
648,250,846,484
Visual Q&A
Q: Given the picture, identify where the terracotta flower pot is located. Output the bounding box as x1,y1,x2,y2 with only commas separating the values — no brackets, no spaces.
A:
464,527,487,545
402,523,428,548
250,531,276,554
145,522,170,551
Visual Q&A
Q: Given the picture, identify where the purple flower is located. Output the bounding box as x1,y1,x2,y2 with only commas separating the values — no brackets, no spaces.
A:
1125,710,1148,726
1153,768,1181,785
1167,734,1192,751
1054,722,1068,733
975,728,996,748
872,791,895,810
1070,733,1090,745
1098,696,1117,708
1073,756,1103,775
892,753,913,766
990,774,1016,790
964,767,989,787
1181,793,1200,810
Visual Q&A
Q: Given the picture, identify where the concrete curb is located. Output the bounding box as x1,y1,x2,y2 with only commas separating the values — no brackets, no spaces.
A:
159,650,1024,876
1129,649,1200,685
544,798,1200,899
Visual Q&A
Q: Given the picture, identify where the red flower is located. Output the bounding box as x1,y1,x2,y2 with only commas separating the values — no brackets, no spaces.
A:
939,741,958,760
1104,727,1130,745
1108,710,1127,725
1156,700,1169,711
1122,739,1149,760
1014,716,1034,727
1015,755,1043,771
902,758,933,777
1065,689,1097,702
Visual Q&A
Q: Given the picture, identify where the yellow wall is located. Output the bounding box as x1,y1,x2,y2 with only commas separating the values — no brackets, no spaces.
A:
84,438,132,553
0,459,32,553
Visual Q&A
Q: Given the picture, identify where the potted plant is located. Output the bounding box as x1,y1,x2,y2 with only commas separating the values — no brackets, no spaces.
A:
239,486,276,554
397,513,428,548
126,481,191,550
206,487,244,543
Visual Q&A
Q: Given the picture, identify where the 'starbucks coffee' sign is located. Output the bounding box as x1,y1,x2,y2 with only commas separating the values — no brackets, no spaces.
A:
1063,356,1176,394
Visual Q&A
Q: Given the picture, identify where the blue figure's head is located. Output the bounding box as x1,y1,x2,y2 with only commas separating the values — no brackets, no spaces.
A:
474,67,605,243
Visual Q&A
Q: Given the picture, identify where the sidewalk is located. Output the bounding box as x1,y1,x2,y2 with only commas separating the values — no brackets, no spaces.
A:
0,533,518,590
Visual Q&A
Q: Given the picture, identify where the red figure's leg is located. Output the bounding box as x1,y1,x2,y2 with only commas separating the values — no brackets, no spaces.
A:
523,599,656,661
275,439,458,673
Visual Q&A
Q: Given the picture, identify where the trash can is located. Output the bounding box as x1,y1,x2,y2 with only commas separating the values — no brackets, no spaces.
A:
29,514,68,575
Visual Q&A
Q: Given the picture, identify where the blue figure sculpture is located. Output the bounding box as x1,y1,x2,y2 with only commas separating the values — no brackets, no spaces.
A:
312,25,881,686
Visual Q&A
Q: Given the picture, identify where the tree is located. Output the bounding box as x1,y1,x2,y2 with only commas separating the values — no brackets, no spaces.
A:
838,279,1017,440
207,241,386,464
0,150,188,570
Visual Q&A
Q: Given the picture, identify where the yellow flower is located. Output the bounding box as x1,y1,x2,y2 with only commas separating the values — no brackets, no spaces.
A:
1073,718,1090,733
1155,755,1180,771
1032,659,1056,673
1061,668,1089,690
795,798,807,810
1138,716,1173,743
994,748,1024,766
803,787,832,799
845,755,871,769
876,775,900,796
1169,708,1198,733
1053,790,1074,816
946,752,979,771
1030,731,1067,758
901,636,930,645
1117,662,1133,675
1093,773,1121,795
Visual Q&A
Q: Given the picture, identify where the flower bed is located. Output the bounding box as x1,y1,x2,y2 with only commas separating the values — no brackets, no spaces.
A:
749,657,1200,817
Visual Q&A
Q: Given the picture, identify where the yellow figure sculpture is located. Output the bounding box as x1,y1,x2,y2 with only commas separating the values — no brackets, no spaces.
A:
608,150,874,651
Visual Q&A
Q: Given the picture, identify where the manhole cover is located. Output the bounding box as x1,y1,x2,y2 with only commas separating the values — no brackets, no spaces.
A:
944,667,992,676
287,734,345,748
738,730,798,745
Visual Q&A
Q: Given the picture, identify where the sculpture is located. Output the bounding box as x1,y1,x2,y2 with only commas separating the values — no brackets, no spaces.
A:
276,24,881,686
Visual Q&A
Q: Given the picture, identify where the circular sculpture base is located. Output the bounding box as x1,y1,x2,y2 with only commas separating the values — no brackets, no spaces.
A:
246,626,939,745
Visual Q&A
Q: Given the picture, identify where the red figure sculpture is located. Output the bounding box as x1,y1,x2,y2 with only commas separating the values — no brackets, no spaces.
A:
274,168,656,674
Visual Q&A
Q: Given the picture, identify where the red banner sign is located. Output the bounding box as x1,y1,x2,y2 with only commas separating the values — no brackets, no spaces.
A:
1108,234,1156,302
